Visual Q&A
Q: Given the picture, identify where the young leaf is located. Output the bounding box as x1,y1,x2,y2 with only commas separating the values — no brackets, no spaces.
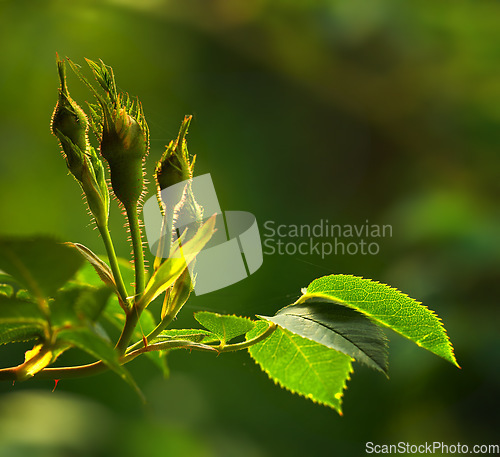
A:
18,343,55,379
0,237,84,300
139,215,216,307
139,257,187,308
85,58,118,104
194,312,255,346
154,328,219,344
66,242,115,290
303,275,459,367
259,301,388,375
247,321,353,413
15,341,72,381
74,256,134,297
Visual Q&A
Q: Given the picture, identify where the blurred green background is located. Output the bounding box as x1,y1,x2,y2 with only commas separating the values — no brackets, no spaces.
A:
1,0,499,456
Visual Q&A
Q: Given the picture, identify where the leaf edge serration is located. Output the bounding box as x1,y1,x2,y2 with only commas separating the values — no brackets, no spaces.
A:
305,274,460,368
247,324,354,414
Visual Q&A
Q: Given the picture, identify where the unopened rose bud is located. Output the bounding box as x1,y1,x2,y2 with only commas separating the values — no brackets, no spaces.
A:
154,116,203,256
99,99,148,209
51,56,89,182
155,115,194,191
51,56,110,226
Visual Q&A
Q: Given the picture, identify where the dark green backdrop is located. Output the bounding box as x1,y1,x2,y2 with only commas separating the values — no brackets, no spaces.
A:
1,1,499,456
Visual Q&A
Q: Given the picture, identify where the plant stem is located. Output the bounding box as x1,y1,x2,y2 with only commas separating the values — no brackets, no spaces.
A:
113,203,146,355
125,203,145,300
0,323,277,382
0,367,18,381
115,306,141,355
123,340,217,363
125,293,181,354
217,322,277,353
35,361,107,379
0,361,106,381
97,222,129,307
0,341,214,381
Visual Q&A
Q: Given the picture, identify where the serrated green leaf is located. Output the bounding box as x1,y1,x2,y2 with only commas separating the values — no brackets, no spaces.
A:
0,293,49,352
154,328,219,344
0,236,84,300
260,301,388,375
247,322,353,413
303,274,459,367
0,324,44,345
0,295,47,326
194,312,255,345
56,327,143,399
51,284,112,329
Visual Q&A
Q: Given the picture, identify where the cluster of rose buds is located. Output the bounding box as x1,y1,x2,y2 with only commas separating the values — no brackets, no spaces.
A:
51,55,200,307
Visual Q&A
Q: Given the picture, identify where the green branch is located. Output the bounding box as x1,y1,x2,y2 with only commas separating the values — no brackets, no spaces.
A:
0,323,277,382
217,322,277,353
97,222,129,307
125,203,145,300
123,339,218,363
115,305,141,355
113,203,146,355
125,289,184,354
